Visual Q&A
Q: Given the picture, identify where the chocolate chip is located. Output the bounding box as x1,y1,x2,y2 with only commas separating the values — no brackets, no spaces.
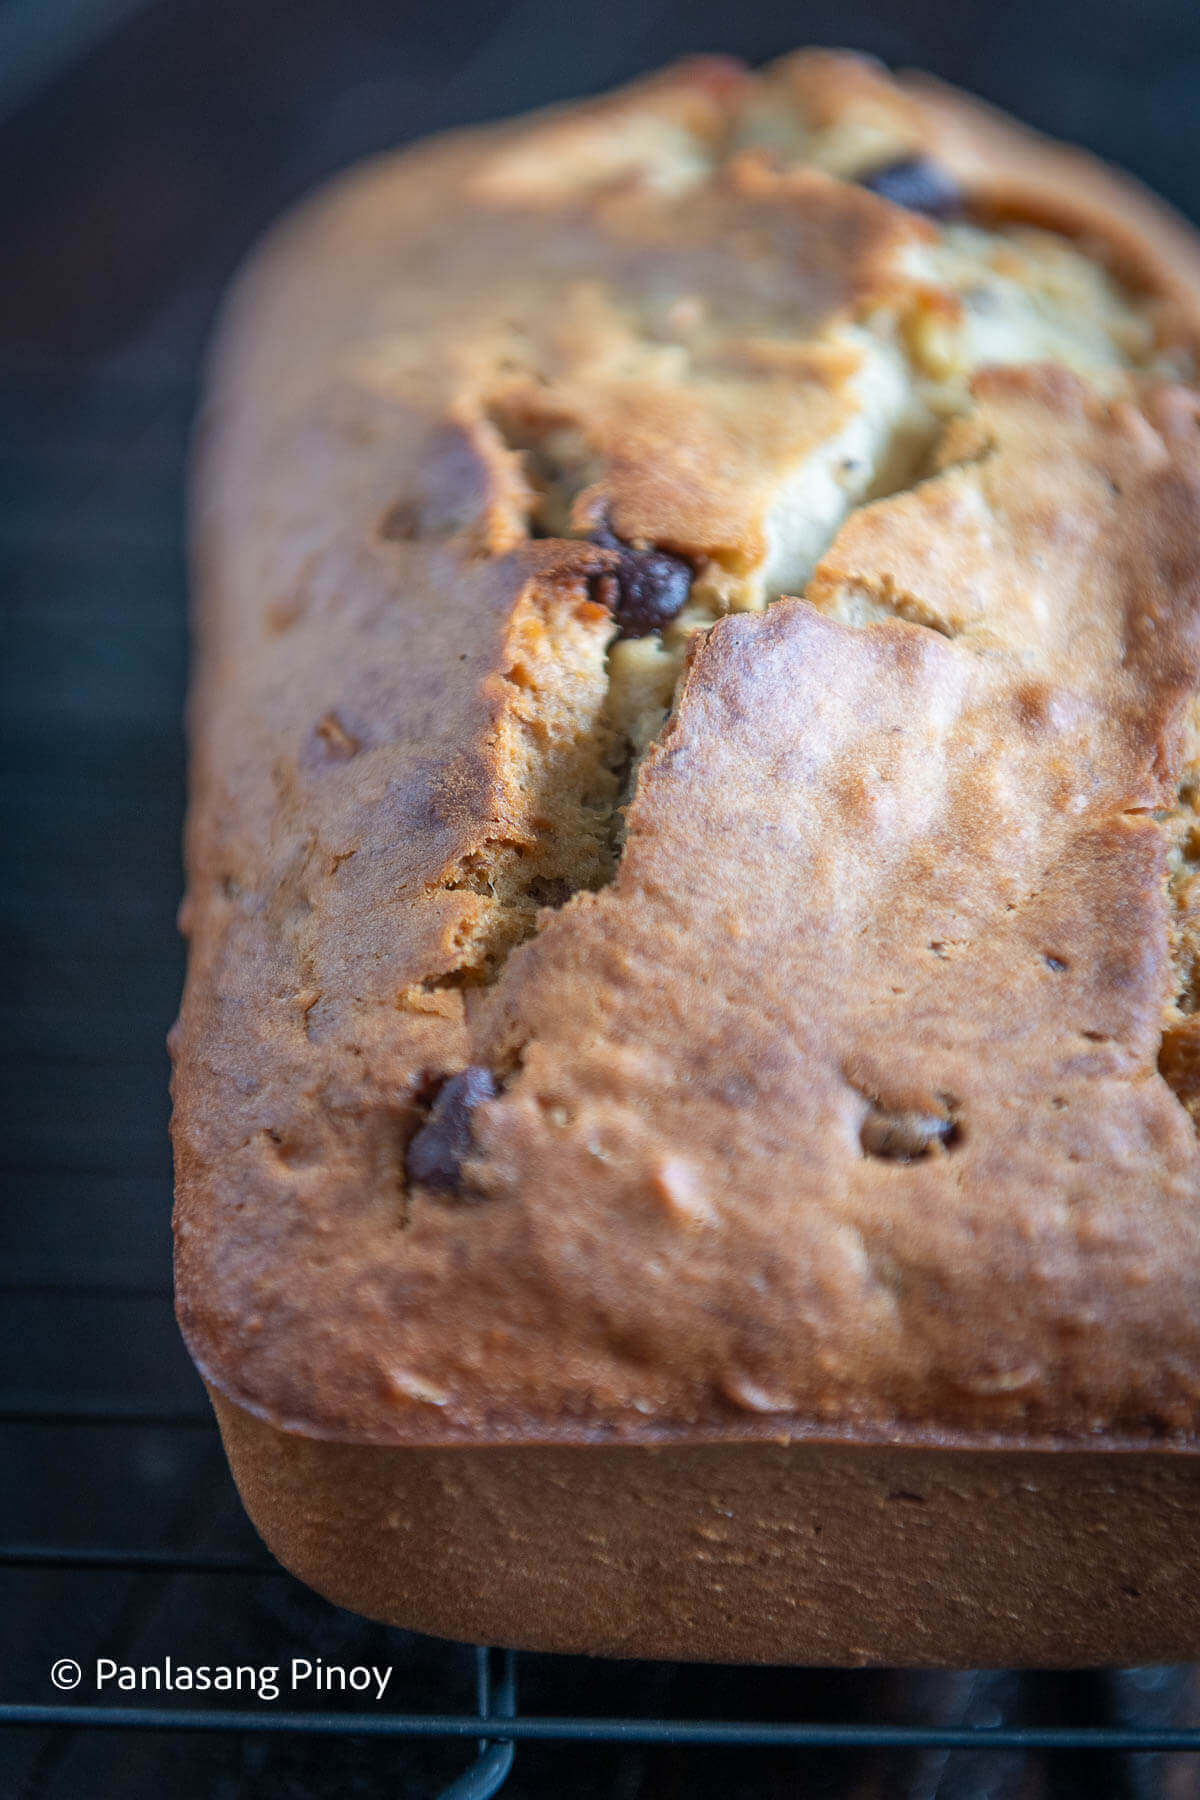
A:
589,523,692,638
858,156,964,220
861,1106,959,1161
405,1066,498,1194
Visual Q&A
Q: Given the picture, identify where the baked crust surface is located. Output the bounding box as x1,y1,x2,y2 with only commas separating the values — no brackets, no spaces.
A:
174,51,1200,1453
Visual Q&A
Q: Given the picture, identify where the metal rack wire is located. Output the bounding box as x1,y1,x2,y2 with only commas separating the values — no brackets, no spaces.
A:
7,1480,1200,1799
5,1453,1200,1800
6,362,1200,1800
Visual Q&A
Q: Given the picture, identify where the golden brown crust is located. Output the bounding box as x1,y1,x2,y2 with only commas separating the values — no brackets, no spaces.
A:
898,69,1200,328
175,53,1200,1462
757,51,1200,321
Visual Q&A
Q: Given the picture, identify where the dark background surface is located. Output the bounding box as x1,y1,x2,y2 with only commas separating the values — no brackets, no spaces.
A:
3,0,1200,1794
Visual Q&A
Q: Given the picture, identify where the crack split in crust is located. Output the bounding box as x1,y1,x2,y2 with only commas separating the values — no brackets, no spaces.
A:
401,281,1200,1185
175,50,1200,1446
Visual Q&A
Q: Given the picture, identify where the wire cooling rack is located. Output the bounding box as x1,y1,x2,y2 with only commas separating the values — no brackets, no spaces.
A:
5,361,1200,1800
5,1435,1200,1800
4,1387,1200,1796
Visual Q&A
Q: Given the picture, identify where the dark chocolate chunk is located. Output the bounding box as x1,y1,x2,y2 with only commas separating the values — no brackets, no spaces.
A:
406,1066,498,1193
861,1106,959,1160
589,523,692,638
858,156,964,220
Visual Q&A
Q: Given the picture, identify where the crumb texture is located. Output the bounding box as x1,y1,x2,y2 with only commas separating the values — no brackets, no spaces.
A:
174,50,1200,1448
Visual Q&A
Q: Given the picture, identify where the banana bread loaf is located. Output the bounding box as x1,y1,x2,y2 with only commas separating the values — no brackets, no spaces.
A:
172,50,1200,1662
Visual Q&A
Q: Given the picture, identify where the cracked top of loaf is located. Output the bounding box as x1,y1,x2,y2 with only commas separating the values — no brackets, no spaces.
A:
173,50,1200,1446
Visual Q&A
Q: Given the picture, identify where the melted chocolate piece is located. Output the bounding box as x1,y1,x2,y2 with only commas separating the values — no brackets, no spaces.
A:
861,1106,959,1160
589,524,692,638
406,1066,498,1193
859,156,964,220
